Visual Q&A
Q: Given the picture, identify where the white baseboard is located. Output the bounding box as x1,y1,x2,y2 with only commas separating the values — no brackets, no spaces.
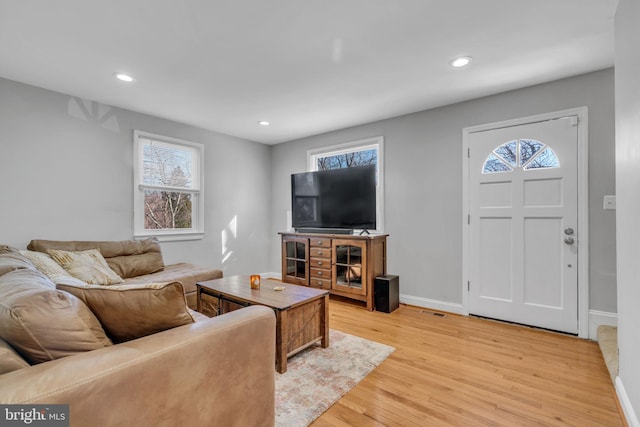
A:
261,272,282,280
616,376,640,427
399,294,464,315
588,309,618,341
263,283,612,339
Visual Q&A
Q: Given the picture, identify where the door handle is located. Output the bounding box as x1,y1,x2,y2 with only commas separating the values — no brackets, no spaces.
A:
564,228,574,235
564,237,575,245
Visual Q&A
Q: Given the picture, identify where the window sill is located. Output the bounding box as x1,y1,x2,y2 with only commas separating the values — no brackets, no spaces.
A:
134,232,204,242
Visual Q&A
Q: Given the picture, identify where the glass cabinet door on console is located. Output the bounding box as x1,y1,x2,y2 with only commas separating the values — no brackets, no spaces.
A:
332,239,367,296
282,236,308,285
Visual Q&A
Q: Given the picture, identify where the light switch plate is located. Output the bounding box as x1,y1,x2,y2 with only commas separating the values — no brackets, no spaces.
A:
603,195,616,210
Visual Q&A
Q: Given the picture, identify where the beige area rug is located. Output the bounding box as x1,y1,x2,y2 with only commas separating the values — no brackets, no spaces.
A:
275,329,395,427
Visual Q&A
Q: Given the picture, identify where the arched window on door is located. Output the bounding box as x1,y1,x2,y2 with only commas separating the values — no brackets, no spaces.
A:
482,139,560,174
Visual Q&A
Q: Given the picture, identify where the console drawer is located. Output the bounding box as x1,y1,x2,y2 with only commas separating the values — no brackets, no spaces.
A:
310,267,330,279
310,247,331,258
309,257,330,268
310,237,331,248
309,277,331,289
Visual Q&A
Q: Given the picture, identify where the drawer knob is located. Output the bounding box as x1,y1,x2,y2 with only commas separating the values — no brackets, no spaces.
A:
317,261,322,265
318,271,323,276
317,241,323,245
317,251,322,256
317,281,322,286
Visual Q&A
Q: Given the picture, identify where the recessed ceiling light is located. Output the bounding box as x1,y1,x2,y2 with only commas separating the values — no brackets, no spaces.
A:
258,121,270,126
114,72,135,82
449,56,472,68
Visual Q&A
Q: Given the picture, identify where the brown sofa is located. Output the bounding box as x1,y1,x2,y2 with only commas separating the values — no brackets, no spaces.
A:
26,238,222,309
0,246,276,426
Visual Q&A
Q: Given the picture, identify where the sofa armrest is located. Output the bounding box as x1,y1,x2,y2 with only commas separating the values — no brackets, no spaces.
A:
0,306,275,427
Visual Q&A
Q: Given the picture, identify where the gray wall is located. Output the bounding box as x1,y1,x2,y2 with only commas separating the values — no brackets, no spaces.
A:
615,0,640,420
271,69,616,313
0,70,617,315
0,78,273,275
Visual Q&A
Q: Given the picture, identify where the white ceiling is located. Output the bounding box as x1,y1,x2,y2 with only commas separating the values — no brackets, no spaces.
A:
0,0,618,145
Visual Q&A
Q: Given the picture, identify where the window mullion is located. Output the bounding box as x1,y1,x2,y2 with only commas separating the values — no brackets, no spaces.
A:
138,184,199,193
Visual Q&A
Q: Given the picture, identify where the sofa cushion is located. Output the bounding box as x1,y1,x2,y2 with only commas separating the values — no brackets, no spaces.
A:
18,250,69,280
0,269,113,364
28,238,165,279
56,280,194,343
47,249,124,285
0,245,18,255
0,338,29,374
123,262,223,295
124,263,223,309
0,252,34,277
101,238,165,278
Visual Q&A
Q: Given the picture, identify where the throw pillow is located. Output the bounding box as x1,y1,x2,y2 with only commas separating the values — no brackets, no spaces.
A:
0,252,34,277
0,245,19,255
51,274,90,287
0,269,113,364
47,249,123,285
56,280,194,343
19,250,69,280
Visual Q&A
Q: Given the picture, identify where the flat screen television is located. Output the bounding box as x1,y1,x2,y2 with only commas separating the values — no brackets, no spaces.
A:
291,165,376,233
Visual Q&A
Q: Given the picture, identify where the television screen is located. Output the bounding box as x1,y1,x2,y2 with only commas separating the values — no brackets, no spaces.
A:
291,165,376,232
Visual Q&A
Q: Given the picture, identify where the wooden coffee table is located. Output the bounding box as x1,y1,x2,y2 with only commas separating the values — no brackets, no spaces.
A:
196,275,329,373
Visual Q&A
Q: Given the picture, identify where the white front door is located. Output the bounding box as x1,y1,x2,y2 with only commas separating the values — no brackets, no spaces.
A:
467,117,578,333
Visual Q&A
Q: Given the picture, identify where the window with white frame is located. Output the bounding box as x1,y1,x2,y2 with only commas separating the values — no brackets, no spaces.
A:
133,130,204,241
308,136,384,232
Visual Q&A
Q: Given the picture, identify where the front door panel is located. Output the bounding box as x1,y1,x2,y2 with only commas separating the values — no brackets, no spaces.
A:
468,117,578,333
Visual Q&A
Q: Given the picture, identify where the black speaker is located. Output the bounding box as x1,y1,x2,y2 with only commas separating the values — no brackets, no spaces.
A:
374,275,399,313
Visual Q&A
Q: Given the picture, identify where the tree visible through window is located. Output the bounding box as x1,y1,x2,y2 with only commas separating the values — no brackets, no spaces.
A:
316,148,377,171
483,138,559,174
143,143,194,229
308,136,384,231
134,131,204,239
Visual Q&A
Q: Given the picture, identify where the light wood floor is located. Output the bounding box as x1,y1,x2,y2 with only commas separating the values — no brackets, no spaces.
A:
313,298,625,427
